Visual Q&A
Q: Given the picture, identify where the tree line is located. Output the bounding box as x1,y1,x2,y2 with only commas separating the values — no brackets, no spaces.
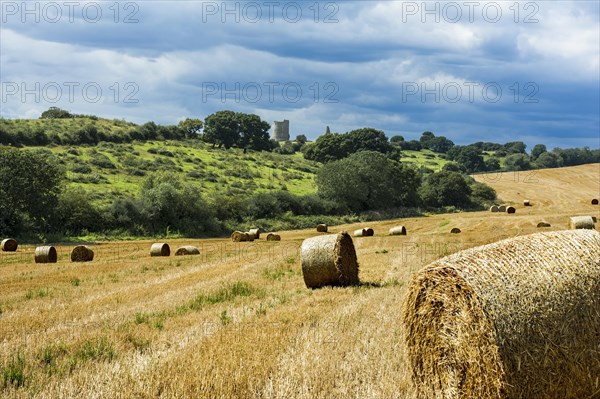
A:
1,147,497,239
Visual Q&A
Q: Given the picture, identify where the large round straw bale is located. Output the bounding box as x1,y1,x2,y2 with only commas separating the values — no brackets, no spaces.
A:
244,232,255,242
150,243,170,256
537,221,551,228
300,231,359,289
489,205,499,212
450,227,461,234
231,231,246,242
174,246,200,256
506,206,516,214
498,205,507,212
569,215,595,230
248,228,261,239
35,246,57,263
363,227,374,236
523,200,531,206
1,238,18,252
402,230,600,399
266,233,281,241
389,226,407,236
592,198,599,205
71,245,94,262
316,224,328,232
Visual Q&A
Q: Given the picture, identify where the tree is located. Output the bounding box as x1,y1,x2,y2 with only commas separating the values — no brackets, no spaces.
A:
178,118,203,138
531,144,547,160
428,136,455,153
419,171,472,208
390,135,404,145
304,128,392,163
0,147,64,235
534,151,562,169
40,107,73,119
419,131,435,148
484,158,501,171
203,110,239,149
504,153,532,171
295,134,307,144
448,145,486,173
237,113,271,152
504,141,527,154
316,151,420,212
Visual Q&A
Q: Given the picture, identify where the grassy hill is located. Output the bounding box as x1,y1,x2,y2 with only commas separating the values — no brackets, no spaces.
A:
5,117,454,205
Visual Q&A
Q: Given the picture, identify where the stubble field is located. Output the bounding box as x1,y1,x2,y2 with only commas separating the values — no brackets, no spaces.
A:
1,163,598,398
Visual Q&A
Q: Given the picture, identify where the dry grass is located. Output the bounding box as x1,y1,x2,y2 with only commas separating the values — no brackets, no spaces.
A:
0,163,598,398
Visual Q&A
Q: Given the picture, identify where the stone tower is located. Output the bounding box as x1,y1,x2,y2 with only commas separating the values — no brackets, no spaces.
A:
272,120,290,141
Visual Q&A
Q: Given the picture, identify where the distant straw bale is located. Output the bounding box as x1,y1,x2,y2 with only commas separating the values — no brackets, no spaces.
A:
450,227,461,234
150,243,170,256
244,232,255,242
506,206,516,214
71,245,94,262
231,231,247,242
569,216,595,230
1,238,17,252
592,198,598,205
248,228,261,239
353,227,374,237
490,205,499,212
523,200,531,206
175,246,200,256
537,222,551,228
389,226,407,236
300,231,359,289
35,246,57,263
266,233,281,241
316,224,328,232
402,230,600,399
498,205,507,212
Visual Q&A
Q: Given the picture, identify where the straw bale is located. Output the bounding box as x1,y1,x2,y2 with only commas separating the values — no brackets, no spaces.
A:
248,228,261,239
569,216,595,230
353,227,373,237
490,205,499,212
592,198,598,205
402,230,600,399
523,200,531,206
506,206,516,214
389,226,407,235
537,222,551,228
150,242,170,256
175,246,200,256
300,231,359,289
35,246,57,263
498,205,507,212
316,224,328,232
1,238,17,252
266,233,281,241
71,245,94,262
450,227,461,234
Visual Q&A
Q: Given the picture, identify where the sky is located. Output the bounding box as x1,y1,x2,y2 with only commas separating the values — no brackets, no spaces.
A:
1,0,599,150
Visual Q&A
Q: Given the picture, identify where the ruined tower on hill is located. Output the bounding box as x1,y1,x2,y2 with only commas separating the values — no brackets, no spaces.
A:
272,120,290,141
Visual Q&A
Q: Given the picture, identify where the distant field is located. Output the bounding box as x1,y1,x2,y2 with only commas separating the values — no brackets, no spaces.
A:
1,163,597,397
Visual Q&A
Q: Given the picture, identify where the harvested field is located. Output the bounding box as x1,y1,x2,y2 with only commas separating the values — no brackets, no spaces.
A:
0,164,598,398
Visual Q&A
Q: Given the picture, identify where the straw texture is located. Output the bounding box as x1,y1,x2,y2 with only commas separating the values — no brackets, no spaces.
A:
389,226,407,236
316,224,328,233
174,246,200,256
569,216,595,230
150,243,170,257
402,230,600,399
71,245,94,262
35,246,57,263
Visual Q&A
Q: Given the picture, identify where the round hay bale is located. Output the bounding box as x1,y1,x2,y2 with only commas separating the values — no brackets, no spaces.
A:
353,228,367,237
569,215,595,230
316,224,328,233
174,246,200,256
537,222,551,228
244,232,255,242
231,231,246,242
506,206,516,214
593,216,598,223
489,205,499,212
70,245,94,262
266,233,281,241
402,230,600,399
498,205,507,212
300,231,359,289
450,227,461,234
150,243,170,257
592,198,599,205
364,227,374,236
389,226,407,236
248,228,261,239
523,199,531,206
1,238,18,252
35,246,57,263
